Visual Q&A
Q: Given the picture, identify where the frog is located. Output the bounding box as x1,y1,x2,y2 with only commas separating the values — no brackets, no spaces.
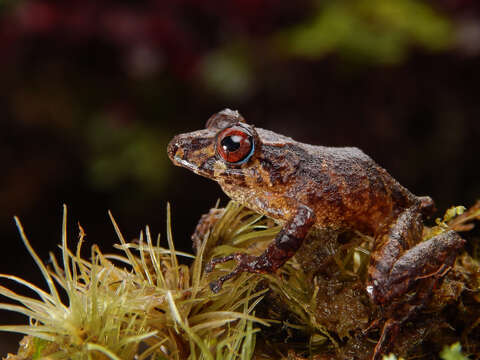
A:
167,109,465,359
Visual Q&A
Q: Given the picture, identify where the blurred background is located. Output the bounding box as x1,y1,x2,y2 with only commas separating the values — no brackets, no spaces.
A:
0,0,479,354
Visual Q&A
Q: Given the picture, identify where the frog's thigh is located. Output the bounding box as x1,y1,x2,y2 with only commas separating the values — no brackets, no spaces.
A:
191,207,225,252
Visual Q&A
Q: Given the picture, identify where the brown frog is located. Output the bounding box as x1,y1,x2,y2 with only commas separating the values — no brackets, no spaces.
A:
167,109,465,359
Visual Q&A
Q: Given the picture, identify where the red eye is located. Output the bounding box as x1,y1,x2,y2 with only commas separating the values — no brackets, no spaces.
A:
216,125,254,164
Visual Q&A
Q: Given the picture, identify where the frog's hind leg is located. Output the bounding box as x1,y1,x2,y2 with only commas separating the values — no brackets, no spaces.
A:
371,274,439,360
366,206,464,305
367,205,424,305
366,205,465,359
191,207,225,253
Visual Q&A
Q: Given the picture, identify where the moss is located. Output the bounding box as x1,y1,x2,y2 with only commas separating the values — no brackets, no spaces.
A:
440,342,469,360
0,204,268,359
1,201,479,359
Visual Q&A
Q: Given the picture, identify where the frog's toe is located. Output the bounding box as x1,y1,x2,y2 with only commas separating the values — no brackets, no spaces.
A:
209,279,223,293
208,267,242,293
362,318,382,335
204,254,237,273
204,262,215,273
205,253,265,292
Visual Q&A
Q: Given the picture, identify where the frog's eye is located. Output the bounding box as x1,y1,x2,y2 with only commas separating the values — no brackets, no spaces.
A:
216,125,254,165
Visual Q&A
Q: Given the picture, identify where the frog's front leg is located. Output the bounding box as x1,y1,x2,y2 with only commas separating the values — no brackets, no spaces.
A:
206,204,315,293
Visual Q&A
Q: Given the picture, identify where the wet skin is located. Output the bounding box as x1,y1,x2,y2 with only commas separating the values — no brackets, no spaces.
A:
167,109,465,359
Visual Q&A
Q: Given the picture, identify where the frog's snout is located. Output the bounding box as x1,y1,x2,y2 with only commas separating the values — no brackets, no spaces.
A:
167,129,217,177
167,136,180,163
167,134,209,175
167,134,192,166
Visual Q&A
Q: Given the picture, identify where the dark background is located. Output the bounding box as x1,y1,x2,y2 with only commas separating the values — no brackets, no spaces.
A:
0,0,479,355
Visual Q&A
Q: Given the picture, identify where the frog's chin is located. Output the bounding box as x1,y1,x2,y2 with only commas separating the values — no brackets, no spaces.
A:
172,155,214,178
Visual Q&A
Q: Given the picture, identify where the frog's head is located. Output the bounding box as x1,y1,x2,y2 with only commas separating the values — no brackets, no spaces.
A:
167,109,261,182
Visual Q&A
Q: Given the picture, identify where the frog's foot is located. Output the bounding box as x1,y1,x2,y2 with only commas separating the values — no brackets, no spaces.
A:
371,319,399,360
205,253,271,293
361,316,397,360
368,274,440,359
205,254,236,273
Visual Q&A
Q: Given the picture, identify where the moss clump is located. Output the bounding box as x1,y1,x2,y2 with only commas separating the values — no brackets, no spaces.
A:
1,204,268,360
1,201,479,359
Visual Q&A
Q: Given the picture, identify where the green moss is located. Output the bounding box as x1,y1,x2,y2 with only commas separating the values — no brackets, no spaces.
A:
440,343,470,360
0,204,268,359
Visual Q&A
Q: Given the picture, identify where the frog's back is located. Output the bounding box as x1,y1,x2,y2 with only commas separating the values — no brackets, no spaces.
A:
257,128,420,234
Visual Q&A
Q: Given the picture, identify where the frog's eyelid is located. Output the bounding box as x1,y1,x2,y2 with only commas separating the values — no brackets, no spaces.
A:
219,108,240,118
205,109,246,129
